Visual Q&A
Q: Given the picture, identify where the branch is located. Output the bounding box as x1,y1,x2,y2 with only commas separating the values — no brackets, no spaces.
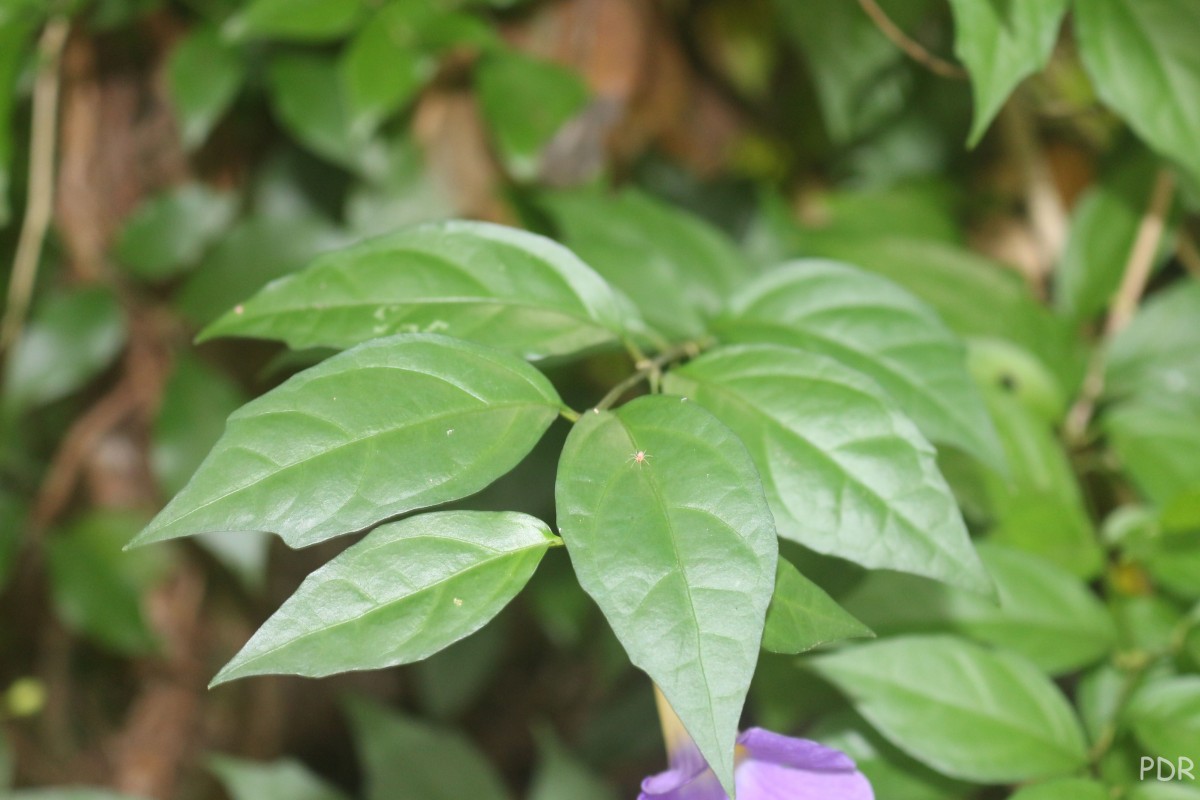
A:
857,0,967,80
0,18,70,353
593,339,710,412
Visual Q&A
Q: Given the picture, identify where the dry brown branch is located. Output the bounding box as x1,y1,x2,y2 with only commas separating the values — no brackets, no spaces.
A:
857,0,967,79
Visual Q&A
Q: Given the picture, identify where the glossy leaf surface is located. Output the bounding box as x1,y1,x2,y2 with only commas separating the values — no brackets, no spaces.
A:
556,395,777,794
762,558,872,654
132,335,563,549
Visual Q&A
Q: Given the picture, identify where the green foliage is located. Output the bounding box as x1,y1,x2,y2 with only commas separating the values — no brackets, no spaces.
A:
166,25,244,149
762,558,872,655
209,755,350,800
115,183,238,280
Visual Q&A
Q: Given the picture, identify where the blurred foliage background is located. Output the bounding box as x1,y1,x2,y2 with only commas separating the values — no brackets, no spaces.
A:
1,0,1199,798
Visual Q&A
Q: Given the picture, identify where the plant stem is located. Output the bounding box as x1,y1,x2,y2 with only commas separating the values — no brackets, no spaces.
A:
593,339,710,412
857,0,966,79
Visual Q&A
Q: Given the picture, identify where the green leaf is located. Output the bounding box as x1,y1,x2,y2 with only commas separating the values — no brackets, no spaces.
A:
3,287,126,412
763,558,872,654
167,26,243,149
0,490,26,593
177,215,349,326
213,511,554,683
340,4,436,138
415,618,505,719
47,512,168,655
1009,779,1109,800
1106,396,1200,508
840,542,1116,674
1107,281,1200,407
131,334,564,549
0,18,35,227
1127,676,1200,759
528,728,617,800
347,698,510,800
663,345,990,594
542,189,751,341
1075,0,1200,185
114,183,237,279
476,51,589,181
208,755,349,800
224,0,366,41
719,259,1004,469
555,395,777,795
808,635,1089,782
1056,149,1173,322
200,220,628,360
1131,784,1200,800
948,0,1069,145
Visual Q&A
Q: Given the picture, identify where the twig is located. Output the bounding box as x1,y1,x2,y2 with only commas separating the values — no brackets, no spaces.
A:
0,18,70,353
593,339,710,412
1064,168,1176,442
1000,101,1069,291
857,0,966,80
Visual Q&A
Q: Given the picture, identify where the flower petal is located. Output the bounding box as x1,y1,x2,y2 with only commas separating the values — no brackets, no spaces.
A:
737,728,859,773
734,731,873,800
639,765,727,800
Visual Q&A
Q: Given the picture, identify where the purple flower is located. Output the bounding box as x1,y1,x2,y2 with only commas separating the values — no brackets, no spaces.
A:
640,727,874,800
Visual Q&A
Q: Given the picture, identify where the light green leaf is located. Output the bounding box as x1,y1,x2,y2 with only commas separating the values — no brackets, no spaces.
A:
528,728,617,800
948,0,1069,145
1009,779,1109,800
476,51,589,181
1106,396,1200,508
347,698,510,800
224,0,365,41
1131,784,1200,800
542,189,750,341
763,558,872,654
719,259,1004,469
47,512,168,655
3,287,126,412
555,395,777,795
200,220,628,360
167,26,243,149
1056,149,1173,322
114,183,237,279
808,635,1089,783
840,542,1116,674
1075,0,1200,185
0,18,35,227
213,511,554,683
208,755,349,800
340,4,435,138
664,345,990,594
131,334,564,549
1107,281,1200,407
1127,676,1200,759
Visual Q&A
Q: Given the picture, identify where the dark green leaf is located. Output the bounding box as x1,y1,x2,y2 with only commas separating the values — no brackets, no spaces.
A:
555,395,777,794
664,345,990,594
208,755,349,800
167,26,243,149
762,557,872,654
719,259,1003,469
528,728,616,800
114,183,237,279
415,618,505,719
340,4,435,138
0,490,25,593
542,189,750,341
3,287,126,412
213,511,555,683
840,542,1116,674
476,51,589,181
224,0,365,41
808,635,1089,782
200,221,628,360
47,512,168,655
1075,0,1200,184
948,0,1069,145
1127,676,1200,759
0,18,35,227
131,335,564,549
347,698,510,800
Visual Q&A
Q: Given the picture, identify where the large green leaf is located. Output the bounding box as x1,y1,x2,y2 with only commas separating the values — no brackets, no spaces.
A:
131,335,564,549
224,0,366,41
347,699,510,800
808,635,1089,782
664,345,989,594
1107,281,1200,407
542,189,750,341
719,260,1003,469
763,558,872,654
208,756,349,800
167,26,243,149
1009,779,1109,800
213,511,555,683
948,0,1069,145
340,3,435,138
114,183,237,280
840,542,1116,674
555,395,777,794
1075,0,1200,185
1127,676,1200,759
201,221,627,360
1106,396,1200,508
476,51,589,181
